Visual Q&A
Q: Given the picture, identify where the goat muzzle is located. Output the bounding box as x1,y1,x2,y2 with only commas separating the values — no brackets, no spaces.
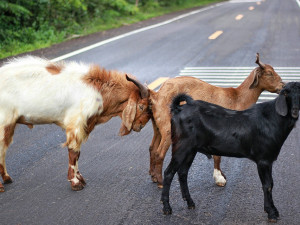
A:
291,108,299,119
132,123,144,132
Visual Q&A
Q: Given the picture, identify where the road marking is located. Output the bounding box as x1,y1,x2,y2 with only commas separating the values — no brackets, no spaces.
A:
208,30,223,40
50,3,225,62
249,6,255,10
230,0,260,2
179,67,300,102
235,14,244,20
256,1,261,5
148,77,169,90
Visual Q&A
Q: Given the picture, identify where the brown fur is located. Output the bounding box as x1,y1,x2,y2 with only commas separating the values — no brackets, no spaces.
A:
83,65,151,134
0,164,12,184
0,164,4,178
85,114,98,135
68,149,79,181
0,182,3,192
46,62,64,75
149,64,284,187
4,124,16,147
17,116,34,129
83,66,137,115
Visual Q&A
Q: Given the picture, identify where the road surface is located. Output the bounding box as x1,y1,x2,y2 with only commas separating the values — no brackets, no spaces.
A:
0,0,299,224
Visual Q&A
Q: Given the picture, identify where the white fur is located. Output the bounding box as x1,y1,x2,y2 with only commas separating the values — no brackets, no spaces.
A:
70,177,80,185
213,168,226,186
0,56,103,128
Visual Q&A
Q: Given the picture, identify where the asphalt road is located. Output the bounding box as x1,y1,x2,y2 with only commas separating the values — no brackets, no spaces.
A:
0,0,300,224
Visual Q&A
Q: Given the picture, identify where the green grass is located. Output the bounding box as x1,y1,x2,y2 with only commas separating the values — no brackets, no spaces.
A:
0,0,223,59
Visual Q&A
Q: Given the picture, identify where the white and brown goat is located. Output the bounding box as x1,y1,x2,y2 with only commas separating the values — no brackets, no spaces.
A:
148,53,284,188
0,56,150,192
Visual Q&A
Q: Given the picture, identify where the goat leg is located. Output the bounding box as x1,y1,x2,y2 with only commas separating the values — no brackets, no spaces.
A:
257,161,279,222
213,155,226,187
0,123,16,192
149,120,161,182
68,149,85,191
155,135,172,188
178,152,197,209
161,165,175,215
0,164,13,185
0,182,4,192
162,143,194,214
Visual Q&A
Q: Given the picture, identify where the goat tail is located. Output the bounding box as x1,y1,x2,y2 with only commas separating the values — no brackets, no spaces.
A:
171,93,194,115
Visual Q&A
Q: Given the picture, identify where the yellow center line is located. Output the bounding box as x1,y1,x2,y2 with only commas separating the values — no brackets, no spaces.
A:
148,77,169,90
208,30,223,40
249,6,255,10
235,14,244,20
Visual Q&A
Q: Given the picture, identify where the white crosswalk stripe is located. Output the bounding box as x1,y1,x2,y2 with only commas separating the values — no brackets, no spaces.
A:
179,67,300,103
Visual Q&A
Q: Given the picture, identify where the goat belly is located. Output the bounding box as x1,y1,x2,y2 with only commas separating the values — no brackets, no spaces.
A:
17,115,58,125
197,147,212,159
198,145,246,158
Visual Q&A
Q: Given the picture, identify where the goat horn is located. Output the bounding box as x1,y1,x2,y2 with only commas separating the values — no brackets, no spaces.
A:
255,53,266,69
126,74,149,98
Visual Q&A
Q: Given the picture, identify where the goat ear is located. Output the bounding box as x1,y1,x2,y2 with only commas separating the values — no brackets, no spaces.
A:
118,123,131,136
249,68,261,89
121,95,137,132
275,93,288,116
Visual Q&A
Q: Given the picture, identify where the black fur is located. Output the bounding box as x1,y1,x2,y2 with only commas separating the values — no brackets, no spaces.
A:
161,82,300,222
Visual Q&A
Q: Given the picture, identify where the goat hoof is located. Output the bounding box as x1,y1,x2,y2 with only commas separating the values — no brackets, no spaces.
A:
157,183,163,189
187,199,195,209
214,170,226,187
3,177,13,184
76,172,86,186
77,176,86,186
0,187,4,192
267,212,279,223
216,181,226,187
151,176,158,183
71,183,85,191
163,208,172,215
268,218,277,223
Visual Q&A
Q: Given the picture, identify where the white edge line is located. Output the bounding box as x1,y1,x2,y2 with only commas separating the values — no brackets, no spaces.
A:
297,0,300,8
229,0,260,3
50,3,224,62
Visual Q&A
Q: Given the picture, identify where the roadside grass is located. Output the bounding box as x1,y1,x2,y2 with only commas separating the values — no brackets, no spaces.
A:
0,0,223,59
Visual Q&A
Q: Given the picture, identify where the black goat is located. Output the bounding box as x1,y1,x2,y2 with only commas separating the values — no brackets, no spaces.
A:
161,82,300,222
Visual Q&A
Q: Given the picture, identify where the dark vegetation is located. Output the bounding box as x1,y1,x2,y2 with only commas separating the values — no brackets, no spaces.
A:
0,0,222,59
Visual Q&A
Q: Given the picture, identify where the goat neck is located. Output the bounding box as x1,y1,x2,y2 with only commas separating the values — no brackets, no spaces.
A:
83,66,140,123
234,70,263,110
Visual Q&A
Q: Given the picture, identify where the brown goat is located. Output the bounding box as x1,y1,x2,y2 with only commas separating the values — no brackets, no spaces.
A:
0,56,151,192
148,53,284,188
